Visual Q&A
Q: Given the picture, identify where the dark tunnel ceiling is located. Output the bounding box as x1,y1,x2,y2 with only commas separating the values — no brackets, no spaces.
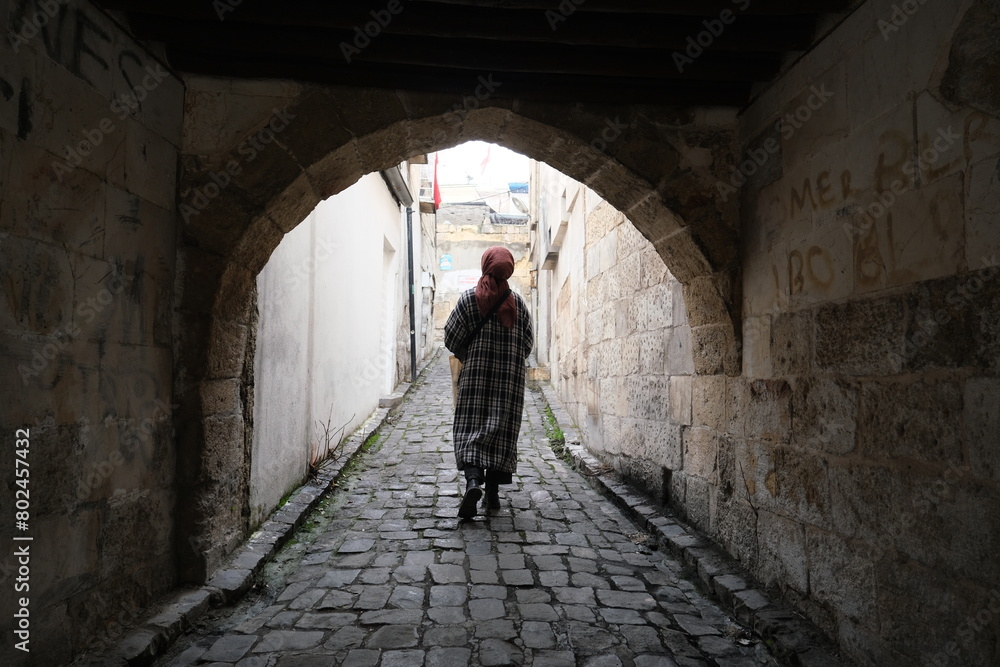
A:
96,0,858,106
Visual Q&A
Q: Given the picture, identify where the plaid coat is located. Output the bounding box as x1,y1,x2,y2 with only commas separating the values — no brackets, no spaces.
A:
445,289,533,475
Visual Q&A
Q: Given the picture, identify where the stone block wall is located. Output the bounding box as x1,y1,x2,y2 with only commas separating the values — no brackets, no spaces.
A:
0,0,184,662
729,1,1000,664
551,201,691,500
543,2,1000,664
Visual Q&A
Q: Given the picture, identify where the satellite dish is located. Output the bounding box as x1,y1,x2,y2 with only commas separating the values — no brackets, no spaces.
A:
512,197,529,214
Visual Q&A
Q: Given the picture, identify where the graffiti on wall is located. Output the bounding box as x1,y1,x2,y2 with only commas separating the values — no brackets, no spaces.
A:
772,111,998,304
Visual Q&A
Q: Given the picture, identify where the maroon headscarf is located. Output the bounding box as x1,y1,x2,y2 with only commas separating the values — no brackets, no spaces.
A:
476,246,517,329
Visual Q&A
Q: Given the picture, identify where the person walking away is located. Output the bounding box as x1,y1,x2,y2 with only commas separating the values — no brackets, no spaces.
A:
444,246,533,519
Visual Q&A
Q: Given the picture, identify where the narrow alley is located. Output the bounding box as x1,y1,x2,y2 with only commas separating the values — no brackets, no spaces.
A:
5,2,999,665
148,353,782,667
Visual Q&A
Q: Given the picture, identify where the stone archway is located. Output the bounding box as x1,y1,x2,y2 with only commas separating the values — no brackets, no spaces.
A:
174,81,742,580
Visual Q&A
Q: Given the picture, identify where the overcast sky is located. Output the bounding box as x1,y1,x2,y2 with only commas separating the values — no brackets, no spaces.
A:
435,141,530,189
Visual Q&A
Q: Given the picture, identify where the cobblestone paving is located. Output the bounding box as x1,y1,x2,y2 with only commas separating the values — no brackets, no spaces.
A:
155,354,782,667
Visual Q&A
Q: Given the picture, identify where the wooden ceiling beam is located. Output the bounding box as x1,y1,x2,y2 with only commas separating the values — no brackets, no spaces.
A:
166,47,753,105
125,16,783,82
99,2,818,52
407,0,854,15
93,0,849,108
99,0,852,18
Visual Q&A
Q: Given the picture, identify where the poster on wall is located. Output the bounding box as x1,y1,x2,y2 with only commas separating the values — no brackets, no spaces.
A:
440,254,453,270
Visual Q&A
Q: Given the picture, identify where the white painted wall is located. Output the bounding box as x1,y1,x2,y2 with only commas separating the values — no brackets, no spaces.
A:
251,172,411,524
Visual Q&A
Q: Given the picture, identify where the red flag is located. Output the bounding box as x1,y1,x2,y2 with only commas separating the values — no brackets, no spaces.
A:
433,153,442,209
479,145,492,175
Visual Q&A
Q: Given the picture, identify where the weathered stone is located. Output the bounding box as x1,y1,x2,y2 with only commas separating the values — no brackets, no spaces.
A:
755,510,809,594
762,445,830,525
296,612,357,630
804,528,877,626
428,564,466,584
533,652,578,667
479,638,521,666
732,590,772,625
427,647,472,667
365,625,418,649
814,297,905,375
338,539,376,554
253,630,324,652
795,647,843,667
682,427,719,483
691,324,739,376
856,379,963,464
691,376,728,430
903,273,980,371
712,574,748,607
567,623,618,654
964,158,1000,270
379,650,426,667
119,629,161,665
359,609,423,626
965,377,1000,483
207,569,253,603
683,475,715,532
728,379,791,443
202,635,257,663
339,650,379,667
633,657,679,667
596,590,657,611
470,599,506,620
502,569,535,587
521,620,557,649
790,377,857,454
771,310,813,377
324,627,367,652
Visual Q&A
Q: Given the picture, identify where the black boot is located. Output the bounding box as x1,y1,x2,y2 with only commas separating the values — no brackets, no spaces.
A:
459,468,483,519
484,486,500,511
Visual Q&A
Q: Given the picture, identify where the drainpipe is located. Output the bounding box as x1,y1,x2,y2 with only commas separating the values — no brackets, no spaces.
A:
381,165,418,382
406,206,417,382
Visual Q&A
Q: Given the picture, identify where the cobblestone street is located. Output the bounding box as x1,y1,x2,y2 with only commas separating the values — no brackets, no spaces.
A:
154,353,783,667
